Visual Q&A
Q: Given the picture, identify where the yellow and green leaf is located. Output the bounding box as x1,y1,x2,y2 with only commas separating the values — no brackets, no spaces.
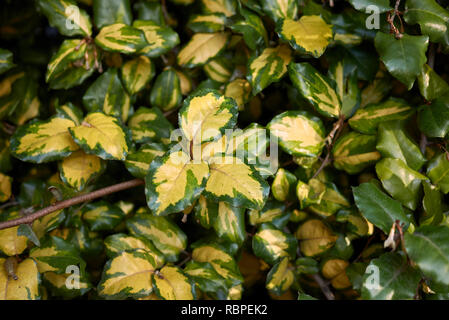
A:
133,20,180,58
288,62,341,118
247,45,292,94
204,57,233,83
121,56,155,95
204,155,269,210
252,223,297,265
224,79,251,110
104,233,165,267
278,16,333,58
145,149,210,216
152,265,195,300
191,243,243,287
0,258,41,300
261,0,298,22
201,0,237,17
37,0,92,37
188,13,227,33
128,107,173,143
213,202,246,245
125,143,167,179
267,111,325,157
82,201,126,232
59,150,105,191
10,116,79,163
178,32,230,68
69,112,130,161
82,68,131,122
193,195,219,229
97,249,160,299
149,68,182,111
349,98,414,134
179,89,238,145
296,219,337,256
266,257,294,295
127,209,187,262
29,235,84,274
0,173,12,202
332,131,381,175
95,23,148,54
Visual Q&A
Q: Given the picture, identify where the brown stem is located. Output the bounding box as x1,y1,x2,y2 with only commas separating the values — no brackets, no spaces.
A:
387,0,403,39
0,179,144,231
312,115,345,179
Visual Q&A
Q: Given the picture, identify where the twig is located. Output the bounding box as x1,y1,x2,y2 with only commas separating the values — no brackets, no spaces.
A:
387,0,403,39
311,115,345,179
0,179,144,231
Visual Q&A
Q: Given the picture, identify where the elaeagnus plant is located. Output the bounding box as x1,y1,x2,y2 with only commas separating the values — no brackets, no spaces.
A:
0,0,448,301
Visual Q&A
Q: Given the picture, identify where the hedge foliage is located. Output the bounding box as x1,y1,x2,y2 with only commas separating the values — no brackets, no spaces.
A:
0,0,449,300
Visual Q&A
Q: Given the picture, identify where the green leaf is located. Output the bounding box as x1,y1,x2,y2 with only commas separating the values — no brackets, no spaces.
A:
376,121,426,171
417,64,449,101
405,0,449,44
213,202,246,245
349,98,414,135
95,24,148,54
82,201,126,232
145,149,209,216
277,16,333,58
121,56,155,95
37,0,92,37
69,112,130,161
374,33,429,90
179,89,238,145
152,265,195,300
204,155,269,210
82,68,131,122
29,235,84,274
126,209,187,262
347,0,391,13
230,7,268,50
125,143,167,179
426,153,449,194
261,0,297,22
10,116,79,163
288,62,341,118
376,158,426,210
361,252,421,300
267,111,325,157
18,224,40,247
247,45,292,94
353,182,411,234
128,107,173,144
266,257,294,295
0,49,15,75
133,20,180,58
421,181,443,226
150,68,182,111
418,94,449,138
405,225,449,286
177,32,230,68
93,0,132,29
332,131,381,175
252,223,297,265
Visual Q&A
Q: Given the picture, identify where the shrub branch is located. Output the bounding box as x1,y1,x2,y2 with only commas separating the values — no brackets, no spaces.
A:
0,178,144,231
